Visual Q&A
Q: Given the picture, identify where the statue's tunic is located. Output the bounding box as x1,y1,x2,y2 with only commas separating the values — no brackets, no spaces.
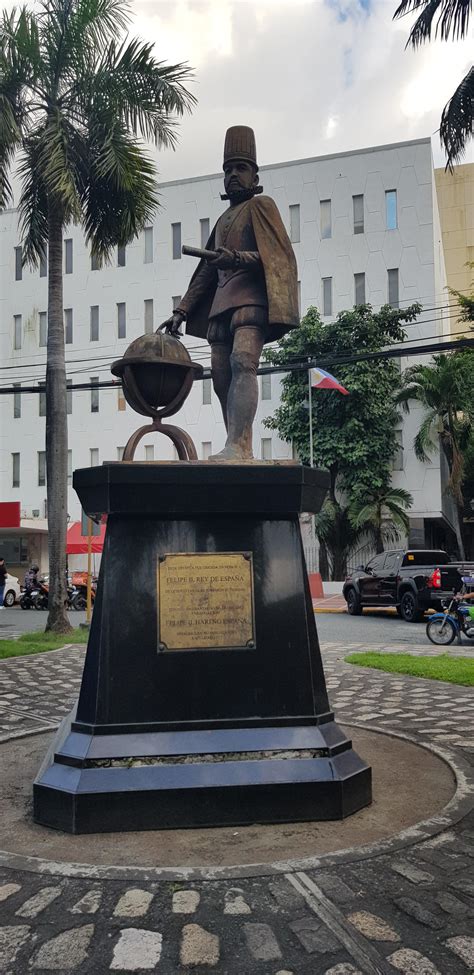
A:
177,195,299,343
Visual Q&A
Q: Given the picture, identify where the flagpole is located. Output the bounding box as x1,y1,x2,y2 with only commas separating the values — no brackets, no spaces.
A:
308,362,314,469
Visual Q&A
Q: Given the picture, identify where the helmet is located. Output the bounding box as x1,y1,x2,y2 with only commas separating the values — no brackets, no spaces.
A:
31,564,39,572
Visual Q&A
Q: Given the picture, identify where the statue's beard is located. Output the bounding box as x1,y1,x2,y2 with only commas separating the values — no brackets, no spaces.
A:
221,185,263,203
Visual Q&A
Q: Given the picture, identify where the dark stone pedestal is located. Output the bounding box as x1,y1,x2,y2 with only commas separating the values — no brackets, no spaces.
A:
34,463,371,833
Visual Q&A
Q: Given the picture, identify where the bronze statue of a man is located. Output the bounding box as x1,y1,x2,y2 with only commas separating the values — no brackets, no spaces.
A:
160,126,299,461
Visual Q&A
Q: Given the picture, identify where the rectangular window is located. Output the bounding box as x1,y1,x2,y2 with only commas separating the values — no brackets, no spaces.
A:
66,383,72,415
172,222,181,260
202,377,212,405
117,387,126,411
64,308,73,344
65,238,73,274
117,302,126,339
144,299,153,334
201,441,212,460
12,453,20,488
90,448,99,467
322,277,332,316
90,377,99,413
67,450,72,485
13,384,21,419
38,451,46,487
144,226,153,263
289,204,300,243
392,430,403,471
39,250,47,278
320,199,332,239
15,246,22,281
388,268,399,308
386,190,397,230
145,445,154,462
200,218,210,248
91,251,101,271
353,194,364,234
261,438,272,461
14,314,22,350
117,244,126,267
261,373,272,400
39,311,47,347
117,446,125,461
172,295,182,310
90,305,99,342
354,272,366,305
39,382,46,416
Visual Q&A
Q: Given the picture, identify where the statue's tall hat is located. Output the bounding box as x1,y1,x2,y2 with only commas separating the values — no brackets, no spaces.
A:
223,126,258,169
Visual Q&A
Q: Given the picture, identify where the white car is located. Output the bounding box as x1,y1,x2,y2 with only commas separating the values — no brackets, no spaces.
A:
3,574,21,607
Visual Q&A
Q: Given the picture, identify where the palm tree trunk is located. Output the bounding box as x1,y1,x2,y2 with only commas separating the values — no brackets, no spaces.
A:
45,205,72,633
441,438,466,560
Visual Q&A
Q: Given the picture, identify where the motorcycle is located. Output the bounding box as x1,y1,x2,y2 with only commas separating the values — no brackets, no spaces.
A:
426,577,474,645
33,580,49,610
70,581,96,611
19,588,36,610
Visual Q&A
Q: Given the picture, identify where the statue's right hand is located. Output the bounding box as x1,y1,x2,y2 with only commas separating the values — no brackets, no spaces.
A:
157,311,185,337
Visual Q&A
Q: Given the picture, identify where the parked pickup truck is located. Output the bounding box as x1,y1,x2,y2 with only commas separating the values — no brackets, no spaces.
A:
343,549,474,622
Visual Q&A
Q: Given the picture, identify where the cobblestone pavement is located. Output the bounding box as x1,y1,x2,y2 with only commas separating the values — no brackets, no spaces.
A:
0,641,473,973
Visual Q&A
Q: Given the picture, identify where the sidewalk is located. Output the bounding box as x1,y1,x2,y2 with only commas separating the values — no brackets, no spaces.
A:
0,642,473,973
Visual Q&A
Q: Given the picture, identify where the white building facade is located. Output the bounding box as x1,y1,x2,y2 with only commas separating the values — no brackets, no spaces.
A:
0,136,455,574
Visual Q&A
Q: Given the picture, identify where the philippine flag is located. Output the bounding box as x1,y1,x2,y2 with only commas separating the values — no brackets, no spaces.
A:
310,367,349,395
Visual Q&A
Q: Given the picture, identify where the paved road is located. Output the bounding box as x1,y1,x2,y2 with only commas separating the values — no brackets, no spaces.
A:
0,606,87,639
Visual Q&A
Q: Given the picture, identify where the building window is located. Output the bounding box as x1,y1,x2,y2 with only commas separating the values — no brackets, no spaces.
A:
144,226,153,263
117,446,125,461
39,250,47,277
320,199,332,239
13,314,22,350
388,268,399,308
200,218,210,248
64,308,73,344
90,448,99,466
172,222,181,260
90,305,99,342
322,277,332,317
201,441,212,460
386,190,397,230
172,295,182,310
39,311,47,347
145,445,154,462
91,251,101,271
13,384,21,419
261,373,272,400
289,204,300,243
65,238,73,274
202,377,212,405
90,377,99,413
354,272,366,305
67,383,72,415
392,430,403,471
12,453,20,488
144,299,153,334
67,450,72,485
38,451,46,487
261,438,272,460
353,194,364,234
117,302,126,339
39,382,46,416
14,246,22,281
117,387,126,411
117,244,126,267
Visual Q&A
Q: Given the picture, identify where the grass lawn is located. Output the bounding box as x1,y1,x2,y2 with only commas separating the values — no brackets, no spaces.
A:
0,627,88,660
345,651,474,686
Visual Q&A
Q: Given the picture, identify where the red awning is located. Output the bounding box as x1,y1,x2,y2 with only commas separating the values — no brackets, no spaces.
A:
66,521,106,554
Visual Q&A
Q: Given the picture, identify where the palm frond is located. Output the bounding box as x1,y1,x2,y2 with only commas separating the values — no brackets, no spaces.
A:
413,408,438,462
393,0,471,44
440,65,474,169
17,138,49,265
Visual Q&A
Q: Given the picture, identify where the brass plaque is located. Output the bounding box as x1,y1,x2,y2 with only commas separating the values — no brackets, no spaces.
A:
157,552,255,651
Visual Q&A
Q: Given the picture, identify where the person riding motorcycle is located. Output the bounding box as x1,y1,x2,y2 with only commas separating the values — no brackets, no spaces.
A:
24,565,40,590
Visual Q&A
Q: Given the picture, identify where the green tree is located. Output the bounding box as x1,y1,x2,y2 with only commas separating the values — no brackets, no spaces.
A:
393,0,473,168
349,484,413,555
0,0,195,631
397,352,474,559
265,302,421,577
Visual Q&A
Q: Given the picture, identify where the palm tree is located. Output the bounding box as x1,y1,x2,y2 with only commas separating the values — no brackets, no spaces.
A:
349,485,413,554
396,354,473,558
393,0,473,168
315,500,365,581
0,0,195,631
